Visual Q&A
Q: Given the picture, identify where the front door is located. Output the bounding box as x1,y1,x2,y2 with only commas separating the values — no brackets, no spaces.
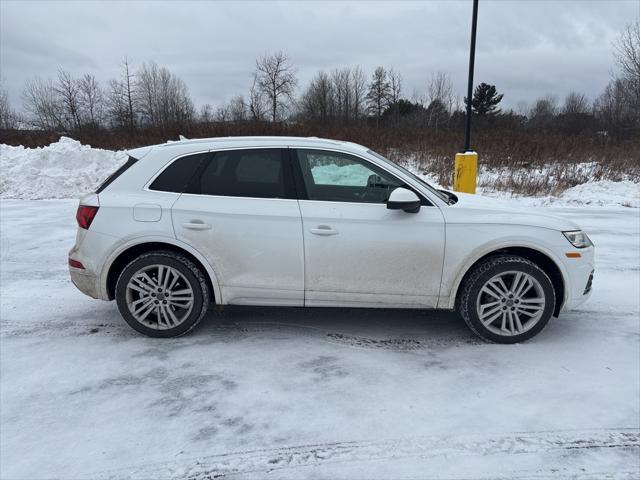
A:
171,148,304,306
293,148,445,308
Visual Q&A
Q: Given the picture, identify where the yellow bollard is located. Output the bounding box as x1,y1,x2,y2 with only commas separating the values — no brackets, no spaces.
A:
454,151,478,194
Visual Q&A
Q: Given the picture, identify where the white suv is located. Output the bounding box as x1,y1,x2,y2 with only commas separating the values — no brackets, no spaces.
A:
69,136,594,342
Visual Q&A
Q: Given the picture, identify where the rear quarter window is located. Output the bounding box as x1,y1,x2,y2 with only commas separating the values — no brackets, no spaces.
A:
148,153,209,193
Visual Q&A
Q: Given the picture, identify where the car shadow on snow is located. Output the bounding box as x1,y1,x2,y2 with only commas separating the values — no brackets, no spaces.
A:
5,297,588,348
195,306,484,349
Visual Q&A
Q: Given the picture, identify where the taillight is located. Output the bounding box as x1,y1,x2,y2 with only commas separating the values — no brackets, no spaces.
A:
76,205,99,229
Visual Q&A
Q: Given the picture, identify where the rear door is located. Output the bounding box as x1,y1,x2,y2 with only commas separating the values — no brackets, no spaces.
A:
170,148,304,306
293,148,445,308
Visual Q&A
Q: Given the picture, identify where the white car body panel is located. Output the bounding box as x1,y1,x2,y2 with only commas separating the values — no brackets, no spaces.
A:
68,136,594,321
171,194,304,306
299,200,444,308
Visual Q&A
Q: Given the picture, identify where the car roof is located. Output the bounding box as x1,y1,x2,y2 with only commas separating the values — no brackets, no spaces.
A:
126,136,369,159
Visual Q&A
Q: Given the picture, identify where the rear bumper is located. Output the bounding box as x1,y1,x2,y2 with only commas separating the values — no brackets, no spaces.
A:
68,227,114,301
69,266,101,299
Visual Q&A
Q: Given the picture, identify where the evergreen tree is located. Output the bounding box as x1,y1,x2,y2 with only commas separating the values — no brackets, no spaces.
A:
465,82,504,116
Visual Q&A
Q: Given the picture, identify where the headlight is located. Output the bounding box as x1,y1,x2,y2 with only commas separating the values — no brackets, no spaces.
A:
563,230,593,248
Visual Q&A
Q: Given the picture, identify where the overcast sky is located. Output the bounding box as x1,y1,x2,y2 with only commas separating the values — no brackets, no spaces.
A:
1,0,638,112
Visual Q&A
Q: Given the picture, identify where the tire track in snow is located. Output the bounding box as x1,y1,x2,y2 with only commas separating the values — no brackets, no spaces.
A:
92,428,639,479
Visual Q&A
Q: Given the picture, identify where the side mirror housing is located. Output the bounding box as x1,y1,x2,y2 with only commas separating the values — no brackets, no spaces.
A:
387,187,421,213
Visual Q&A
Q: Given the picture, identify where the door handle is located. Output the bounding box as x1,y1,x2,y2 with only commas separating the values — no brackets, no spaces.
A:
310,225,338,236
181,220,211,231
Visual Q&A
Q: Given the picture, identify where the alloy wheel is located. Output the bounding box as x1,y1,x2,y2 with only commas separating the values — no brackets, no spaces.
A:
125,264,194,330
475,270,546,336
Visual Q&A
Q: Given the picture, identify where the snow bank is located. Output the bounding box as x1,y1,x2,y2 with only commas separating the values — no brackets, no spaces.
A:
1,138,638,207
0,137,128,200
555,180,640,208
474,180,640,208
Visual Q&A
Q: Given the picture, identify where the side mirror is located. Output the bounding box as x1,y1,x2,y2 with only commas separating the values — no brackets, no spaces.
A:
387,187,421,213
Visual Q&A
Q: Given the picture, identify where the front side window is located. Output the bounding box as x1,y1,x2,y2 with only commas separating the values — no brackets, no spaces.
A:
295,149,403,203
186,149,287,199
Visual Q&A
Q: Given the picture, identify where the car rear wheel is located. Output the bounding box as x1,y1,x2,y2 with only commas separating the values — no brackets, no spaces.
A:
458,255,555,343
115,251,209,337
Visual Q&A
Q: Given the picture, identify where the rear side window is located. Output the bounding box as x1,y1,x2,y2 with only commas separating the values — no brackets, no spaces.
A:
149,153,209,193
186,149,288,199
95,156,138,193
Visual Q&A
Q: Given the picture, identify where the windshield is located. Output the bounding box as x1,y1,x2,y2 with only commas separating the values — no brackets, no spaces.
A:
367,150,451,204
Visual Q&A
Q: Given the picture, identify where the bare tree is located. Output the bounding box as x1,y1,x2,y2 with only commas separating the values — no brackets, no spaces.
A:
331,68,352,122
613,20,640,129
22,77,63,130
228,95,247,121
136,61,194,131
615,20,640,84
595,77,636,134
122,58,136,131
55,70,82,130
366,66,391,127
214,95,246,123
562,92,590,115
107,79,127,129
350,66,367,122
388,68,402,126
254,51,297,122
199,103,214,123
248,73,267,121
427,72,454,115
0,82,18,129
528,95,558,128
215,104,230,122
78,74,104,127
106,58,137,130
300,71,334,122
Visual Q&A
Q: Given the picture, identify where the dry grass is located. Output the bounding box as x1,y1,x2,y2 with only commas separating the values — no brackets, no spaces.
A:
1,123,638,196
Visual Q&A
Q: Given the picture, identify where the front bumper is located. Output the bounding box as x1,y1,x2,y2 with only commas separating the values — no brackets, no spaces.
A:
561,246,595,311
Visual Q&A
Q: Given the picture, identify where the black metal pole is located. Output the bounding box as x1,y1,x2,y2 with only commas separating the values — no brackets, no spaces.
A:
464,0,479,152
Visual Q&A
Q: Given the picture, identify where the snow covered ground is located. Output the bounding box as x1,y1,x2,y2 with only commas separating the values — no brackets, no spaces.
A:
1,199,638,479
1,138,639,478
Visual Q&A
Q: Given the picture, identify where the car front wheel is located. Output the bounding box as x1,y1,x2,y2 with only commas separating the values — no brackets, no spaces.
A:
115,251,209,337
458,255,556,343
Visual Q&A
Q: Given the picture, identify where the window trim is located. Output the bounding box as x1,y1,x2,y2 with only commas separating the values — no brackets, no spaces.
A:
290,148,433,206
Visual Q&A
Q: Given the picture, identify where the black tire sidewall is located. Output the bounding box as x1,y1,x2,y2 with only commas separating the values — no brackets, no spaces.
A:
115,253,205,338
462,257,556,343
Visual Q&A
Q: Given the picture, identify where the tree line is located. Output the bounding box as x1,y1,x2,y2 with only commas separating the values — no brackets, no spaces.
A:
0,21,638,140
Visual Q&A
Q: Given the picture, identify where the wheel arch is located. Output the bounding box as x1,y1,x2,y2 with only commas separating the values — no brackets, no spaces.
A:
102,238,221,304
451,246,566,316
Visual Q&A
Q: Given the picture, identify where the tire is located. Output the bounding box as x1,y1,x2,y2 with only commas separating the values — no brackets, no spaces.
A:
457,255,555,344
115,251,210,337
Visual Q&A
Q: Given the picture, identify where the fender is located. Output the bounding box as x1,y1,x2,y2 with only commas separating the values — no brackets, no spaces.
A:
99,234,223,304
441,239,571,311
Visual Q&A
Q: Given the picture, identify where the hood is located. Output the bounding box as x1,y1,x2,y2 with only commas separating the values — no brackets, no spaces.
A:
442,191,580,231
